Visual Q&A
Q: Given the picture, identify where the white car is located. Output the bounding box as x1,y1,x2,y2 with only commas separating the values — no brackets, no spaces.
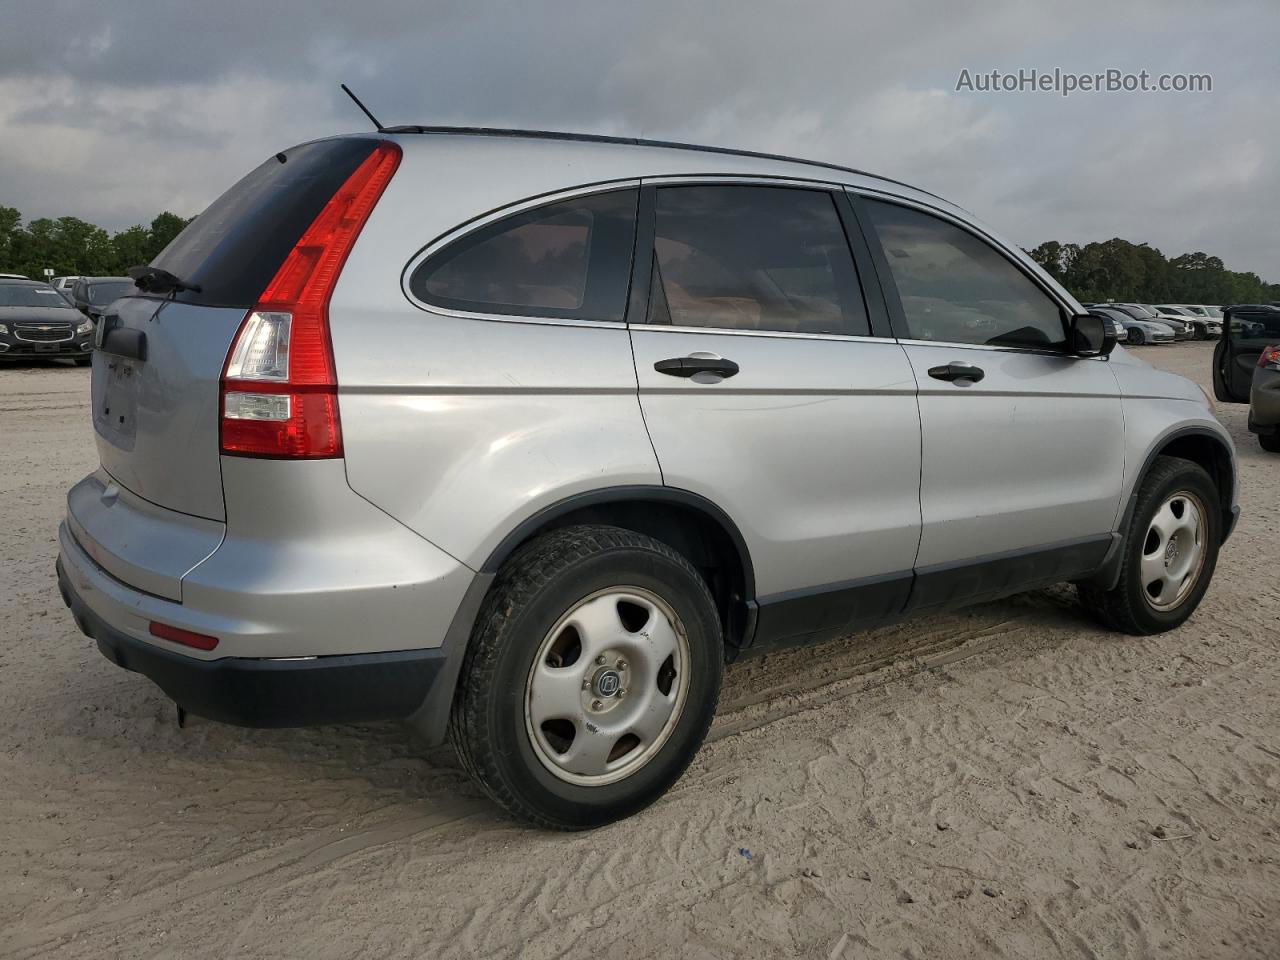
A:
1155,305,1222,340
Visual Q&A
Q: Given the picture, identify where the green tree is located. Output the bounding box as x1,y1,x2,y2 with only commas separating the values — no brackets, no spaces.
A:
110,224,152,273
147,212,190,258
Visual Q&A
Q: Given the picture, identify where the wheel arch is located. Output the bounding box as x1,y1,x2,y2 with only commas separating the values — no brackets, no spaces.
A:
1091,425,1238,591
481,486,758,652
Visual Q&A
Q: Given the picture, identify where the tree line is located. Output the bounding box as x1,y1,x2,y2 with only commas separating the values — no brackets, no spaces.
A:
1026,238,1279,306
0,206,191,281
1,204,1276,305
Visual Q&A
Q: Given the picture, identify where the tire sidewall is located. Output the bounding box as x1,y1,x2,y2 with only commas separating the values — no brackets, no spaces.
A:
481,545,722,827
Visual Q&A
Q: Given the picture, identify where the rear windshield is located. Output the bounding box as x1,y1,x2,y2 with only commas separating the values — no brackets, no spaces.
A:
0,284,73,308
149,137,379,308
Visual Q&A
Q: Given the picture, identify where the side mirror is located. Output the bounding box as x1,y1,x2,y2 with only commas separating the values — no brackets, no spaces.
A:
1070,313,1116,357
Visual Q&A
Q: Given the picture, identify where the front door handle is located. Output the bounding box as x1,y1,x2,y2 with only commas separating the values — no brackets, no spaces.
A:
654,356,740,379
927,362,985,383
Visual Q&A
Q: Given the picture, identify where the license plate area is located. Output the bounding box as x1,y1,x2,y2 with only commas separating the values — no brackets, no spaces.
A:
94,359,140,451
34,343,59,353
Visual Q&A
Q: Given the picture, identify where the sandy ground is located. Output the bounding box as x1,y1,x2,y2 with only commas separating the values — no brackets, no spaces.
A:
1,342,1277,959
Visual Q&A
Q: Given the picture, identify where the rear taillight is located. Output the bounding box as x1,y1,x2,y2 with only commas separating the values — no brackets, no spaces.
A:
1259,346,1280,371
220,141,401,458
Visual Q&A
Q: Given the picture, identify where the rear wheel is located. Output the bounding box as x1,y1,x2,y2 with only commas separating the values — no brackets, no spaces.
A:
1079,456,1220,635
1260,433,1280,454
450,525,722,829
1128,327,1146,346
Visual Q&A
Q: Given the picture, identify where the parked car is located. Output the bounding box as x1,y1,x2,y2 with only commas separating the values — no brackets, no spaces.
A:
0,277,96,364
1090,313,1131,343
1213,304,1280,452
1089,306,1172,345
56,130,1238,829
69,276,134,322
1109,304,1193,340
0,272,29,280
1153,305,1221,340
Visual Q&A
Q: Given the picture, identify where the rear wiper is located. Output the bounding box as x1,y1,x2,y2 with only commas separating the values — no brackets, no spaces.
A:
127,265,203,295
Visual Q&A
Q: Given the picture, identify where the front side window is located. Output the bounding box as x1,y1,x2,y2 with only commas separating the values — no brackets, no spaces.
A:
648,185,869,336
864,199,1066,348
409,189,638,321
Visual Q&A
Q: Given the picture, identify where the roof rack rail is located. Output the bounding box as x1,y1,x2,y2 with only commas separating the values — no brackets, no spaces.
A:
378,125,944,201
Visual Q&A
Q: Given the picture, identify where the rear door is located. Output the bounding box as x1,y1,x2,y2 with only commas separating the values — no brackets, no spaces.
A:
628,182,923,647
1215,307,1280,403
853,194,1124,609
90,137,383,522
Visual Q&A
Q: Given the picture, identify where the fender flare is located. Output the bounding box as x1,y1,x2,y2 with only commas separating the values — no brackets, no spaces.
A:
1091,425,1237,590
479,484,757,599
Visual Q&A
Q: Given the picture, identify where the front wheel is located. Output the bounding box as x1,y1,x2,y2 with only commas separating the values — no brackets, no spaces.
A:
1078,456,1220,635
1260,433,1280,454
450,525,723,829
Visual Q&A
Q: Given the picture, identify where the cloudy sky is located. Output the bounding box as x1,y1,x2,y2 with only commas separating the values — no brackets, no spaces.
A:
2,0,1277,278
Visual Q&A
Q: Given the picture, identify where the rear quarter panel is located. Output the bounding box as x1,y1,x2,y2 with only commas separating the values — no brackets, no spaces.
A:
328,146,660,569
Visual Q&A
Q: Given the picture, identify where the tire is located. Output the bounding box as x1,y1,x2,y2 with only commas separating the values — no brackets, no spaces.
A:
1078,456,1220,635
449,524,723,829
1260,433,1280,454
1193,325,1207,341
1128,327,1146,346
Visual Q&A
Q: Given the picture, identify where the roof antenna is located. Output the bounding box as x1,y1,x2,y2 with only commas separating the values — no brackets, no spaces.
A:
341,83,385,131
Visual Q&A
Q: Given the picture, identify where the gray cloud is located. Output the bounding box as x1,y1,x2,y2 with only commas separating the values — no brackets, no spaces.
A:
1,0,1277,277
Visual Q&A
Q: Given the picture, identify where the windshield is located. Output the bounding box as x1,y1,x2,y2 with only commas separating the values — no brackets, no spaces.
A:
1202,306,1224,318
88,280,134,305
0,284,75,308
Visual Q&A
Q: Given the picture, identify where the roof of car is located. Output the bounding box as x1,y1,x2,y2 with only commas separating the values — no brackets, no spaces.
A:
382,125,947,202
0,277,45,286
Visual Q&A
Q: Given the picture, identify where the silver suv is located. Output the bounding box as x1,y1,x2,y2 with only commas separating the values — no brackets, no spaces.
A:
56,130,1238,828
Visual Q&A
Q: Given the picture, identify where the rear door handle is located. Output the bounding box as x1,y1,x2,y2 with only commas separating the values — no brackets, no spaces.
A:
927,362,985,383
654,356,740,379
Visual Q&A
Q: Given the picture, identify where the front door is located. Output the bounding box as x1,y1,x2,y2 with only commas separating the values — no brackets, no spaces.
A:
855,195,1125,610
628,182,923,646
1215,307,1280,403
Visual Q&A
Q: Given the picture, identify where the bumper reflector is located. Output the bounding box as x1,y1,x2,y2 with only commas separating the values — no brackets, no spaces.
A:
149,621,219,651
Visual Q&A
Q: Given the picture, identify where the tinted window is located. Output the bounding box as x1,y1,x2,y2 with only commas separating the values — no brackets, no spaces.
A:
151,137,381,308
865,200,1065,348
410,190,638,322
0,284,73,308
648,186,868,335
87,280,134,305
1229,308,1280,344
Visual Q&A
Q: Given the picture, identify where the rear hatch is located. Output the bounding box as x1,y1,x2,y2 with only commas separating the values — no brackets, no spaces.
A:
88,136,382,523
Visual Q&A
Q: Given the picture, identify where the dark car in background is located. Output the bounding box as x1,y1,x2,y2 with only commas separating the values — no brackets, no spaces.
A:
70,277,134,322
0,278,96,364
1215,304,1280,452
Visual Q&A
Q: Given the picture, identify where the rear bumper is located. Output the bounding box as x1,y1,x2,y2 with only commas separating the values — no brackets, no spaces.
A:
59,556,446,726
58,554,451,728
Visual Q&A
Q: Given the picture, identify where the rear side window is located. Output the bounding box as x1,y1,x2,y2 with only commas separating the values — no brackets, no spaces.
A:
648,185,869,336
863,199,1066,348
150,137,381,308
409,189,639,322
